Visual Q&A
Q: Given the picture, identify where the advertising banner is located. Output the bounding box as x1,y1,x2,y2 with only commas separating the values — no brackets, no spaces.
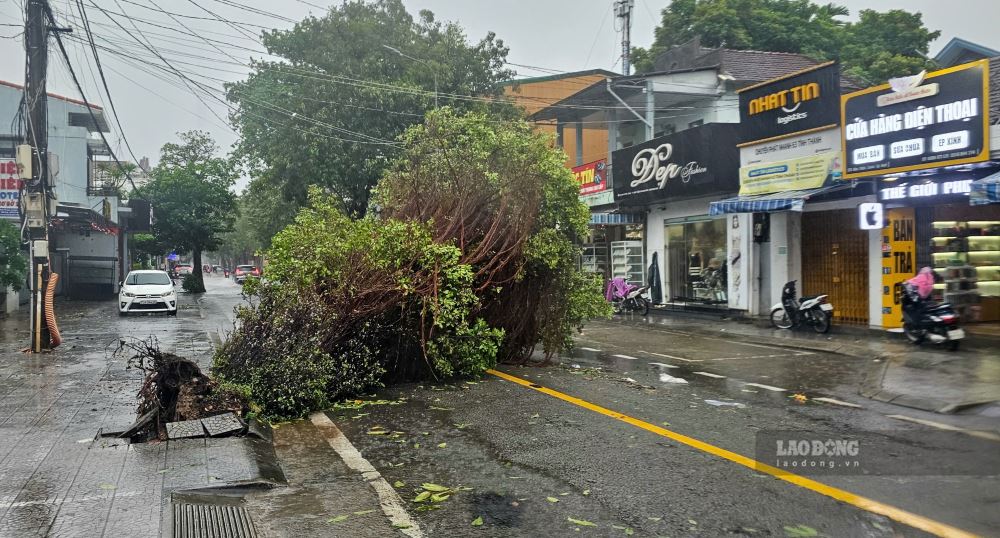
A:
739,128,840,167
572,158,608,196
841,60,989,179
0,159,22,221
612,123,740,205
738,62,841,146
739,153,842,196
881,207,916,328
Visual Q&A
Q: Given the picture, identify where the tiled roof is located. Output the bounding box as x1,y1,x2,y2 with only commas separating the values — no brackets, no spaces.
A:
717,49,820,83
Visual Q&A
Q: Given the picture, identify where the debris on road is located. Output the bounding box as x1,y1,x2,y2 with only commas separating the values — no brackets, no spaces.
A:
704,399,746,408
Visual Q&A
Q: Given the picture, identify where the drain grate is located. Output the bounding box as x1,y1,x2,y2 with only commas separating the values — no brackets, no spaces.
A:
173,503,258,538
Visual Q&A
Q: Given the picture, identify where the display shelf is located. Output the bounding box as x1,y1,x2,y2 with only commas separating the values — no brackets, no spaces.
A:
610,240,644,286
931,219,998,316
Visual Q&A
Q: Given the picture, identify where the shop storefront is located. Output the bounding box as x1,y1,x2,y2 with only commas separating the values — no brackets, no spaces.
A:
842,59,1000,328
574,158,647,284
708,62,874,321
611,123,741,309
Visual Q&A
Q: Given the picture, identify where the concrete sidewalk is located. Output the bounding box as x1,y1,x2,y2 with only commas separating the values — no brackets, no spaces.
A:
0,296,281,537
618,309,1000,415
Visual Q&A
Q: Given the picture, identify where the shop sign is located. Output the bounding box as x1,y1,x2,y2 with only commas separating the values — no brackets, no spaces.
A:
880,207,916,328
581,190,614,207
740,128,839,167
572,158,608,196
841,60,990,179
858,202,883,230
739,153,842,196
612,123,740,205
0,159,22,221
879,179,973,201
738,62,841,146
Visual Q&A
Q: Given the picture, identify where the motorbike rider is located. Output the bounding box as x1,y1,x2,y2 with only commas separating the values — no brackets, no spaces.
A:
904,267,943,318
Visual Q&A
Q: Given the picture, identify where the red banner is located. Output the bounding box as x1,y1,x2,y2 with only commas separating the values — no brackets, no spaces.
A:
573,159,608,196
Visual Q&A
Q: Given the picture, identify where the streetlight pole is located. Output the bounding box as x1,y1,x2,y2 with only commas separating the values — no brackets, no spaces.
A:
382,44,438,109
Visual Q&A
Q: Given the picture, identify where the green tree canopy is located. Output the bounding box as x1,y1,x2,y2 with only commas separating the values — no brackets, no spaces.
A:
226,0,515,228
632,0,940,84
139,131,237,292
0,220,27,291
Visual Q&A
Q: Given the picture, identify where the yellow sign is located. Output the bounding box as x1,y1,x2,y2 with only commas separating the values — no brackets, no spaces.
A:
880,207,915,328
738,153,841,196
748,82,820,116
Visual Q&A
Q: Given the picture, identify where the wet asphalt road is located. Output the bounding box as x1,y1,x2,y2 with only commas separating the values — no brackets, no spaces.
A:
324,320,1000,538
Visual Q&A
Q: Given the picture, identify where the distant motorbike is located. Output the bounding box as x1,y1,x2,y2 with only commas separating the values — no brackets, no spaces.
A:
770,280,832,333
901,282,964,351
606,277,651,316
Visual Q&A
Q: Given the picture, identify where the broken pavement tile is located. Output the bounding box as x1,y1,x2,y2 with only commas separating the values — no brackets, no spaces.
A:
201,412,245,437
166,419,206,439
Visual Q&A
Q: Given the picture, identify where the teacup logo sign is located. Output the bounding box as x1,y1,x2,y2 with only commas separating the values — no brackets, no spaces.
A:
630,143,707,189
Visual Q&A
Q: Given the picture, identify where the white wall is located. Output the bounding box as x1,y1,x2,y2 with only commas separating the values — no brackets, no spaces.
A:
766,212,802,310
646,195,729,305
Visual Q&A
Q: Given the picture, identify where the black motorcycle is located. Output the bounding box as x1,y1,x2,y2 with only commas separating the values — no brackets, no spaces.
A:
901,283,964,351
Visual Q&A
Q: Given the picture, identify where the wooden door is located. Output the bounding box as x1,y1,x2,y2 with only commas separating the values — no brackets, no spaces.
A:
801,209,869,325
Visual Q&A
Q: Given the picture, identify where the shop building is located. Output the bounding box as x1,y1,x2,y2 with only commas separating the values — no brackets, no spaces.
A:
533,38,834,306
842,59,1000,329
706,62,876,323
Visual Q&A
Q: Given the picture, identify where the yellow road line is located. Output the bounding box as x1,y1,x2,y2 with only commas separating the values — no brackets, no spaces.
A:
487,369,979,538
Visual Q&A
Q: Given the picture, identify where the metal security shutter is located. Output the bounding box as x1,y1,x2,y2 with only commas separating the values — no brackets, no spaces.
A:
801,209,869,325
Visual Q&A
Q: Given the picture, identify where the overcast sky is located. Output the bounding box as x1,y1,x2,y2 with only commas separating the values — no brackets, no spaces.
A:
1,0,998,191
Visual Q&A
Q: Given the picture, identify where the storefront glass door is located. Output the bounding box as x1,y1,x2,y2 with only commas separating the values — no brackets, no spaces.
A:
665,219,728,305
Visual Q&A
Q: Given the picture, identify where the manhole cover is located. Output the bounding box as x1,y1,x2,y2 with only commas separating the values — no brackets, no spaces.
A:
202,413,245,437
173,503,257,537
167,419,206,439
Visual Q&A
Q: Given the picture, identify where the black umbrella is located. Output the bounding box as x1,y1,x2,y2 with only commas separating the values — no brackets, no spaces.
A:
648,251,663,304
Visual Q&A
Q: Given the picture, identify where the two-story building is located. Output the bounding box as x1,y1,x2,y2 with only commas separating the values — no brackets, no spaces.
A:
0,79,130,303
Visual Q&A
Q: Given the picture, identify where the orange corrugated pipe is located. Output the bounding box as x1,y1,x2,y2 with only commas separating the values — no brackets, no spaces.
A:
45,273,61,348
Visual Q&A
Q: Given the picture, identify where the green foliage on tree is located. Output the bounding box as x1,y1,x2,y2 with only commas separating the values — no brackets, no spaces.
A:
138,131,237,293
226,0,515,237
632,0,940,84
0,220,27,291
213,110,610,420
130,233,164,268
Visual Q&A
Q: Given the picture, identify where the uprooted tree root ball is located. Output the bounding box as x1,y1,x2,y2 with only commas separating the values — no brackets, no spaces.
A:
116,337,248,440
212,109,612,421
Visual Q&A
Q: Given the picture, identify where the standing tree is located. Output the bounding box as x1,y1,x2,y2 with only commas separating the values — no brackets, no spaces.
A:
631,0,939,85
0,220,27,292
226,0,515,228
140,131,237,293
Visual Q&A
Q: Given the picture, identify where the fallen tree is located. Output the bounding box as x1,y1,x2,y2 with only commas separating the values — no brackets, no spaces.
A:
213,109,610,420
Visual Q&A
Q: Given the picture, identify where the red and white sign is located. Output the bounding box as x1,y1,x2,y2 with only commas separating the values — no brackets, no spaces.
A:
0,160,22,221
573,158,607,196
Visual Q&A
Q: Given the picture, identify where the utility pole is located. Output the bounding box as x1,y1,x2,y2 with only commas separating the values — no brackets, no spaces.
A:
23,0,51,352
615,0,635,76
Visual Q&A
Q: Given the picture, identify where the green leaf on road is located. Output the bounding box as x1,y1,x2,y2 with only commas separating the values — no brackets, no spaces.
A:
582,489,590,496
437,442,447,448
625,529,634,536
471,516,484,526
546,496,559,503
421,483,450,492
393,481,405,488
414,491,431,502
430,493,450,503
392,523,411,529
568,517,597,527
784,525,819,537
327,515,349,523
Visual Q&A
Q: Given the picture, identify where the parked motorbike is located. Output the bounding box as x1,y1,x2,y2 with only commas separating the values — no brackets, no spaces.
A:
606,277,651,316
770,280,833,333
901,282,964,351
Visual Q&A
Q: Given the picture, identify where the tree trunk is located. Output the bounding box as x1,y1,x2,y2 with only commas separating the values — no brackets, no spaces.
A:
189,249,206,293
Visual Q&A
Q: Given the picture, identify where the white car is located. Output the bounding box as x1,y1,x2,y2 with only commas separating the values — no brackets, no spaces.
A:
119,270,178,316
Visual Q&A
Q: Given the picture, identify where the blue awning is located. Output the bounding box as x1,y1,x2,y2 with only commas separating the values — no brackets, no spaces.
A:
971,171,1000,205
590,212,644,225
708,184,853,216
